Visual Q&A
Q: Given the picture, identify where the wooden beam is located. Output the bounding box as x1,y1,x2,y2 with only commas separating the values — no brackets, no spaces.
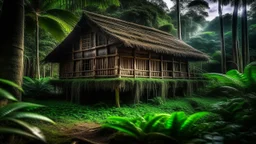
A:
161,55,163,79
115,87,120,108
118,55,121,78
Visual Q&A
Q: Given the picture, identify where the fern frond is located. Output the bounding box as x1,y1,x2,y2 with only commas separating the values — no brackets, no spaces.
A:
143,114,170,133
180,112,211,134
103,117,144,138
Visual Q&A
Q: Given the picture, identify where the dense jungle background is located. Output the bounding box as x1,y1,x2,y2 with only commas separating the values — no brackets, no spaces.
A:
1,0,256,144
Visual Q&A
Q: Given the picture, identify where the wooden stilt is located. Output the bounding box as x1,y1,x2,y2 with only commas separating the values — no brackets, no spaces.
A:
115,87,120,108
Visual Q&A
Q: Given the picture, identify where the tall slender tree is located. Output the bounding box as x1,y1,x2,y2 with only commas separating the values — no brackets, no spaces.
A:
25,0,78,79
241,0,254,69
218,0,227,73
176,0,182,39
210,0,230,73
232,0,240,71
0,0,24,99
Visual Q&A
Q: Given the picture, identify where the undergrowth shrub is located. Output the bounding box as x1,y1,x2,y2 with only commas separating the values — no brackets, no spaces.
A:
22,76,56,98
103,111,218,144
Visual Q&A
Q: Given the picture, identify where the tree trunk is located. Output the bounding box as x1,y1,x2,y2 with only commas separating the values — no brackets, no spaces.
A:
241,0,249,69
35,14,40,79
0,0,24,100
232,0,240,71
177,0,182,40
218,0,226,73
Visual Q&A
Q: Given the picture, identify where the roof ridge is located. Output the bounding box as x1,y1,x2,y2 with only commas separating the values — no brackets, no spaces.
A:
83,10,175,37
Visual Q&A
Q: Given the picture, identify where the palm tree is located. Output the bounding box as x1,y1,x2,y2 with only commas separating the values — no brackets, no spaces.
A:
25,0,78,79
0,0,24,100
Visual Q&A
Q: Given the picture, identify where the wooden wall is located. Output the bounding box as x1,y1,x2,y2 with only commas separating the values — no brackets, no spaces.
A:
59,30,200,79
118,49,189,78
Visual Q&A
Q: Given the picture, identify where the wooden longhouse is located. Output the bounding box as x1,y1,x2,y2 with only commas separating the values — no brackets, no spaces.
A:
44,11,209,106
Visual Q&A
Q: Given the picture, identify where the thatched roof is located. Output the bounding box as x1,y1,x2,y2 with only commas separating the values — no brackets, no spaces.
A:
44,11,209,62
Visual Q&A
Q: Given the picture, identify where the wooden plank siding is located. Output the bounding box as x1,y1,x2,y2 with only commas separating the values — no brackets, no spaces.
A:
59,32,200,79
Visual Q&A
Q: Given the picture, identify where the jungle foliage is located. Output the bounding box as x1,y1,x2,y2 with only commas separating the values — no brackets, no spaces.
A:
0,79,54,143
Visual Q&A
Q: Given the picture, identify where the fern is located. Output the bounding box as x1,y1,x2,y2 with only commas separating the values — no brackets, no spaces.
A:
203,61,256,94
143,114,169,133
103,117,144,139
179,112,211,135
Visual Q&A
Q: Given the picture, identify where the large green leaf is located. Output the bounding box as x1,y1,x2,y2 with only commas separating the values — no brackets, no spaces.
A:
0,88,18,101
6,118,46,142
0,79,23,92
45,9,78,27
243,61,256,85
59,0,120,10
0,102,44,118
103,116,144,139
179,112,211,135
203,73,246,89
165,112,187,136
143,114,169,133
38,15,67,41
0,127,38,139
8,112,55,124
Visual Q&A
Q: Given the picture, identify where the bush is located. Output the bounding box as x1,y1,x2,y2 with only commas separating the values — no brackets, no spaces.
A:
22,76,56,98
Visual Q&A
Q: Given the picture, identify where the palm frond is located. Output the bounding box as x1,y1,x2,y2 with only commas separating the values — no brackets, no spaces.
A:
38,15,67,41
8,112,55,124
0,102,44,117
6,118,46,142
0,88,18,101
85,0,120,10
45,9,78,27
0,79,23,92
0,127,38,139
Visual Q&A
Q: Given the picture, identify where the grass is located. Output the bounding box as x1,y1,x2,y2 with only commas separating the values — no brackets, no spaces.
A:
25,96,224,124
22,96,225,143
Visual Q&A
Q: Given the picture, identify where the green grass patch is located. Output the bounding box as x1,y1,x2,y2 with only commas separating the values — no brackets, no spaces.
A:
25,96,224,124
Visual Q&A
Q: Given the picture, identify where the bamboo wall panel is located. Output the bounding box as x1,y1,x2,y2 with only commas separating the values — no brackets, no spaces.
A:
81,33,93,49
97,48,107,56
135,59,149,76
120,57,134,75
83,50,96,58
151,60,160,77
